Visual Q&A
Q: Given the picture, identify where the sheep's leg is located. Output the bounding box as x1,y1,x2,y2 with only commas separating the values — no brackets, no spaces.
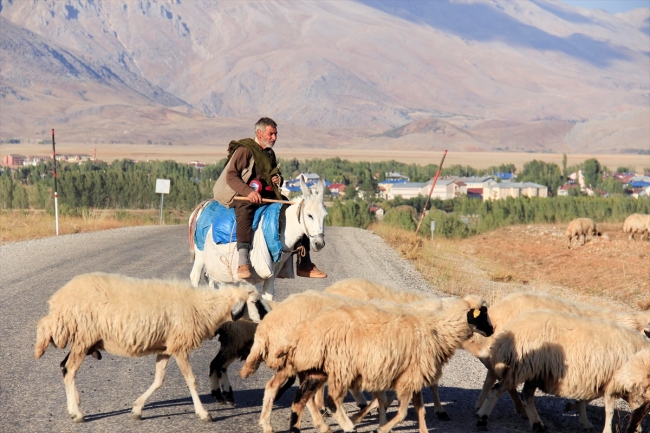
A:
209,352,235,405
174,353,212,422
306,391,333,433
601,392,617,433
508,388,527,416
324,389,356,432
260,369,293,433
350,393,380,425
62,350,85,423
289,371,328,433
131,354,169,420
412,390,429,433
520,381,546,432
314,385,326,413
575,400,594,429
430,383,451,420
189,249,205,287
476,382,509,431
475,370,497,412
376,389,412,433
350,388,368,409
626,401,649,433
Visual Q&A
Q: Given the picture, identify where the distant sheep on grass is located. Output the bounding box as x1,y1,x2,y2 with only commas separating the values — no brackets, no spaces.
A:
34,272,269,423
565,217,601,248
624,213,650,241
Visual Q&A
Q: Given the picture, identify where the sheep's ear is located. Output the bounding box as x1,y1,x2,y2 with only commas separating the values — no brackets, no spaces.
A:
246,298,270,323
300,175,311,197
467,306,493,338
644,323,650,338
231,300,246,321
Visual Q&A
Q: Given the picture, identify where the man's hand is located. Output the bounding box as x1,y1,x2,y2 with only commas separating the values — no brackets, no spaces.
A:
271,175,281,186
247,190,262,204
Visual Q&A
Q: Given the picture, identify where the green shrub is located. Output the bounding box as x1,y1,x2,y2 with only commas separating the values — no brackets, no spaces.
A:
418,210,470,238
383,205,417,231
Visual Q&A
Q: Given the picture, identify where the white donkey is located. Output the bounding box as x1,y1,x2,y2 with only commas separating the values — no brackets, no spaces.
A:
189,176,327,299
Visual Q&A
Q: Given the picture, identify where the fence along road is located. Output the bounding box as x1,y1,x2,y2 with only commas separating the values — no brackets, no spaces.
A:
0,225,634,432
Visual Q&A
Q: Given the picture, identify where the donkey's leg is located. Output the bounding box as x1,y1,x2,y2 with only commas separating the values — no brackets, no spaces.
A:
190,249,205,287
175,353,212,422
62,349,86,423
131,354,170,420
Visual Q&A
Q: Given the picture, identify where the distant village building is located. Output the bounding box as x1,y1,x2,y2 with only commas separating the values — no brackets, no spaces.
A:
448,176,497,189
483,182,548,201
383,172,410,183
328,183,347,197
2,154,26,166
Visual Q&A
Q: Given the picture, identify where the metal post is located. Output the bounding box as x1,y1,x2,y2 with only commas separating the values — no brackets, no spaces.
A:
159,193,164,225
51,129,59,235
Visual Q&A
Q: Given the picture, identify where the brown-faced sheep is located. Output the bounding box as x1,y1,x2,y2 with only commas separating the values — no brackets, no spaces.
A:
566,217,600,247
276,295,493,433
324,278,452,421
613,348,650,433
34,272,270,423
464,291,650,419
624,213,650,241
475,310,650,433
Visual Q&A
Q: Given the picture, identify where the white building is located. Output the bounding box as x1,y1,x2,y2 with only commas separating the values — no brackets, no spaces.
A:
483,182,548,201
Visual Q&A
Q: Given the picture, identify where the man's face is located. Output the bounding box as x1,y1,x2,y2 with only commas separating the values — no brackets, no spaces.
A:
256,125,277,149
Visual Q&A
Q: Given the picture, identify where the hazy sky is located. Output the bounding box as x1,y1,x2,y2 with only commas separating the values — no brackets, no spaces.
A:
562,0,650,14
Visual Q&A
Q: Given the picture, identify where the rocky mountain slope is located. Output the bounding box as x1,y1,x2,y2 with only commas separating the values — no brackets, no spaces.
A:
1,0,648,153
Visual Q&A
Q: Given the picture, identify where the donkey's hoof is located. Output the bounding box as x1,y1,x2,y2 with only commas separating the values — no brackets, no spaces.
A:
532,422,547,432
199,413,213,423
129,411,142,421
71,414,85,423
437,411,451,421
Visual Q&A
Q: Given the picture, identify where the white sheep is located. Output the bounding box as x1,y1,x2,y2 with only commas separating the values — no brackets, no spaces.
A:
475,309,650,433
34,272,270,423
324,278,452,421
276,295,493,433
239,290,371,433
613,348,650,433
624,213,650,241
463,290,650,419
565,217,600,247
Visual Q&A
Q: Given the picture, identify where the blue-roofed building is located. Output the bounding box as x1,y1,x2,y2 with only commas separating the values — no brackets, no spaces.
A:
493,172,515,180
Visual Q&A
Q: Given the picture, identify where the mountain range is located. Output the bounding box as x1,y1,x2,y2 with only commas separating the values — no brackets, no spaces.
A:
1,0,648,154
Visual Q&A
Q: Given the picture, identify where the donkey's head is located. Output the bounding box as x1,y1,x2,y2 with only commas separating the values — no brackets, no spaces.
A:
299,176,328,252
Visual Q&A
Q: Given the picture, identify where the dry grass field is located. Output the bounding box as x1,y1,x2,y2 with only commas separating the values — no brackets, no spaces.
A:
0,209,188,244
3,143,649,172
372,223,650,311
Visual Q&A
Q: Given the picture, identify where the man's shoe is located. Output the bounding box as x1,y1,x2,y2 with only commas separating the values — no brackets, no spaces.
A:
297,263,327,278
237,264,252,279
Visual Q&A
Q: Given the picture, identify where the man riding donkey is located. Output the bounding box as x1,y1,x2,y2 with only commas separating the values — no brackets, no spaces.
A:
213,117,327,280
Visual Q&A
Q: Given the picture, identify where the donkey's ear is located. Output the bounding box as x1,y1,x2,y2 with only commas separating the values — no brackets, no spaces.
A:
300,175,311,197
316,176,325,196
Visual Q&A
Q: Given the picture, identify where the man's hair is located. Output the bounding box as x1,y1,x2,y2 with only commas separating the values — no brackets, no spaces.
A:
255,117,277,133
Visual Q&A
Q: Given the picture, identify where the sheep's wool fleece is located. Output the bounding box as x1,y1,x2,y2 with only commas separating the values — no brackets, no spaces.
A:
491,310,650,400
284,296,483,395
40,273,249,357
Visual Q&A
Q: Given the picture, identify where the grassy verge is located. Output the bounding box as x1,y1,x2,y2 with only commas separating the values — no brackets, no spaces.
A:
371,222,650,310
0,209,188,244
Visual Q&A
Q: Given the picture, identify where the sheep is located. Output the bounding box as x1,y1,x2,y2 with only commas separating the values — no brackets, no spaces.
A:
239,290,372,433
463,291,650,418
324,278,452,421
624,213,650,241
208,300,278,406
276,294,493,433
613,349,650,433
475,309,650,433
34,272,270,423
565,217,600,247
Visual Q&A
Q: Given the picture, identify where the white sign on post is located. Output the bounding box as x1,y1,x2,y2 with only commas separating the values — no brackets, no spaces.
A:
430,220,436,239
155,179,171,224
156,179,171,194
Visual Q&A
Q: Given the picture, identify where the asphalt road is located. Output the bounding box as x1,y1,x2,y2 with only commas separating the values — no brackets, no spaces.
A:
0,225,642,433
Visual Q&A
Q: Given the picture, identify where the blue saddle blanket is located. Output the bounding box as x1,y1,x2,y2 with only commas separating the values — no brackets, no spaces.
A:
194,200,283,262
